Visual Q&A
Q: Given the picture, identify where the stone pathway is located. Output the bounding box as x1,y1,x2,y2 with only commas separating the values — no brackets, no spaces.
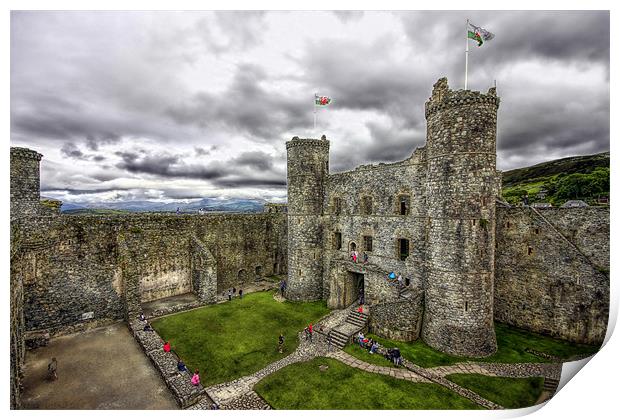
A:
190,303,562,410
330,350,430,383
427,361,562,380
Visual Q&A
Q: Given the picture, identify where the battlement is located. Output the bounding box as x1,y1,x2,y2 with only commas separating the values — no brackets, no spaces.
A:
10,147,43,161
285,135,330,150
425,78,499,119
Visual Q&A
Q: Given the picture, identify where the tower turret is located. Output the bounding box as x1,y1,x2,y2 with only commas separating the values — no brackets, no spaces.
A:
10,147,43,218
422,78,500,356
285,136,329,301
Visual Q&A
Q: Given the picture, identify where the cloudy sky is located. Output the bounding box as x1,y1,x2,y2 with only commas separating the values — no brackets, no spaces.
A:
10,10,609,204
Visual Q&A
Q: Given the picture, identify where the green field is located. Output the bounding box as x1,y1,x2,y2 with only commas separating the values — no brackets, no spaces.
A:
446,374,545,409
151,291,329,386
254,357,483,410
344,323,599,368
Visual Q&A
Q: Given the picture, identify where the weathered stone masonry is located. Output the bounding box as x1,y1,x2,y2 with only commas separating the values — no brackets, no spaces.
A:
285,77,609,357
9,77,609,408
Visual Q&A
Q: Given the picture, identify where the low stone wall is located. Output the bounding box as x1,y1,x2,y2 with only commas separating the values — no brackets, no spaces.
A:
128,320,206,408
369,291,424,342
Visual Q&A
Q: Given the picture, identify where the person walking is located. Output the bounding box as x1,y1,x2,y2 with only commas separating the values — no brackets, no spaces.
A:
47,357,58,381
228,289,232,301
278,333,285,353
239,289,243,299
163,341,171,352
308,323,313,342
363,252,368,264
191,370,201,386
177,359,188,372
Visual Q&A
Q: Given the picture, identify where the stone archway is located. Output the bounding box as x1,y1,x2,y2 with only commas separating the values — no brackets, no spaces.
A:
349,242,357,252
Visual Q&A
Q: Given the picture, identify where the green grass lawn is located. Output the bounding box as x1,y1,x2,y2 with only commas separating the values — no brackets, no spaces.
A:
347,323,599,368
254,357,484,410
151,291,329,386
446,374,545,409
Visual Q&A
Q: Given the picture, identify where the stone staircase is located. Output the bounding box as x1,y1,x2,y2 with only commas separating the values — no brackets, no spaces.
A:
398,284,412,299
543,377,560,394
326,308,369,350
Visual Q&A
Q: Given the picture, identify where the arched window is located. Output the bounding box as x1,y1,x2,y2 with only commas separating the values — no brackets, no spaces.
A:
349,241,357,252
332,197,342,215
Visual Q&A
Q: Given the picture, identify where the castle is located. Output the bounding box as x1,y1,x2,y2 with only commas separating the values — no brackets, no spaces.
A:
10,78,609,408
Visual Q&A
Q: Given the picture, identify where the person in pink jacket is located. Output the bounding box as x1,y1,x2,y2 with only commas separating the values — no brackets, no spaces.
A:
191,370,200,386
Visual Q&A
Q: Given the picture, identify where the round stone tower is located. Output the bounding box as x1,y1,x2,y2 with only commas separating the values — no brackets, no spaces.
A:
285,135,329,301
10,147,43,218
422,78,501,357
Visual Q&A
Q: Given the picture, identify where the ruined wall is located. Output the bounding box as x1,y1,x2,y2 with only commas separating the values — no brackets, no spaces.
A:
13,212,286,335
369,292,424,342
10,222,26,409
494,207,609,344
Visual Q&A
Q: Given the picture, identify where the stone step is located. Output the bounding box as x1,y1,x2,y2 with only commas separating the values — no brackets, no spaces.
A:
329,329,349,340
543,378,560,391
346,319,367,328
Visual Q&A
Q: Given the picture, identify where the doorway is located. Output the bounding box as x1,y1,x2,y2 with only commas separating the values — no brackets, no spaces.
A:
344,271,364,307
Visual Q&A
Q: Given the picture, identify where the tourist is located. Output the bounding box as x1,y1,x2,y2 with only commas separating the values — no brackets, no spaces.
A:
163,341,171,352
308,323,313,342
350,251,355,261
177,359,187,372
370,341,379,354
278,333,285,353
353,251,358,263
47,357,58,381
191,370,200,386
143,322,153,332
211,403,220,410
280,279,287,296
392,348,402,366
363,252,368,264
138,313,146,322
304,326,310,341
357,305,364,314
358,290,364,305
397,273,403,287
357,331,365,347
228,289,232,301
239,289,243,299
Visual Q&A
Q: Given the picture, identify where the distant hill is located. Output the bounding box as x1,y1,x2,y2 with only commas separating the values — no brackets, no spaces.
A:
501,152,609,206
60,197,267,214
502,152,609,188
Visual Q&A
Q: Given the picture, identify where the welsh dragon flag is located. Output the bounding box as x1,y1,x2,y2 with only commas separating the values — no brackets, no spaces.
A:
468,22,494,47
315,95,331,106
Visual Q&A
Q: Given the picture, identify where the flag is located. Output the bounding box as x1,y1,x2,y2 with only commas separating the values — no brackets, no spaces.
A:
468,22,494,47
315,95,331,106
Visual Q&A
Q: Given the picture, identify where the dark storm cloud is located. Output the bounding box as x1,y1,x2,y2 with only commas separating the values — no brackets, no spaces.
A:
10,11,609,203
60,142,85,159
113,147,283,183
166,63,310,140
233,151,274,171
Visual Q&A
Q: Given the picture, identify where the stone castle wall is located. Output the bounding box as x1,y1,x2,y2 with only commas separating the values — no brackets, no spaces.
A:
421,79,500,357
494,206,609,344
323,148,427,308
12,212,287,336
10,147,42,217
369,291,424,342
286,137,329,301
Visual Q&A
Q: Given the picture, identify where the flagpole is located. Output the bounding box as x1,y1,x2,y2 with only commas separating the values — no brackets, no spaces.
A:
465,18,469,90
313,92,317,132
